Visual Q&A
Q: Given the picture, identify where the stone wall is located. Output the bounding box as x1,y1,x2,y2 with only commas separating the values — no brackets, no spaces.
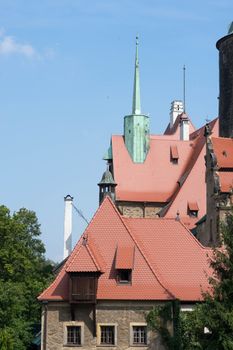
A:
117,201,164,218
42,300,166,350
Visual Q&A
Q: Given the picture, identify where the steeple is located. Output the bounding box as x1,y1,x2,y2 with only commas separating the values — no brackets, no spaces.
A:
124,37,150,163
132,37,141,115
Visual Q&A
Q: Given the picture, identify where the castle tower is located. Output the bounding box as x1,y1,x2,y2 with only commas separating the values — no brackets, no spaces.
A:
216,22,233,138
124,37,150,163
98,167,117,205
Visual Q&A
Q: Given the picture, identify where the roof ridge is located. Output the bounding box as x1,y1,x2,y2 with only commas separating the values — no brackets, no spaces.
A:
105,198,174,297
108,203,175,299
178,219,213,250
86,242,102,271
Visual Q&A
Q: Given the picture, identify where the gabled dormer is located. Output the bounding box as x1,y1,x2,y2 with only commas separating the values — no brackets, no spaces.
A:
66,237,103,303
115,245,135,284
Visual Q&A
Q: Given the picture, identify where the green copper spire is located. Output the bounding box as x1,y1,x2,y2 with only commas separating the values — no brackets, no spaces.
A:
132,36,141,115
123,36,150,163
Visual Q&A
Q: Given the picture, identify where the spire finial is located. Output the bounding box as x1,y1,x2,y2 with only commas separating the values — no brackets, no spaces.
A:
132,36,141,115
183,65,186,113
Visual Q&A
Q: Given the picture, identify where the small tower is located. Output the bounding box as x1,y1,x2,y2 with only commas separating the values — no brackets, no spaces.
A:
170,100,184,128
98,167,117,205
124,37,150,163
216,22,233,138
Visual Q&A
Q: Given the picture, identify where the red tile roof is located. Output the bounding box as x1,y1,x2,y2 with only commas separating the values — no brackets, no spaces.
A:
212,137,233,169
112,135,194,203
65,242,102,273
39,197,213,302
112,118,218,228
115,246,135,269
218,172,233,193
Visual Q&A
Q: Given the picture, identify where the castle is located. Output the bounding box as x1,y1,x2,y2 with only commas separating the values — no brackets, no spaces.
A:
39,25,233,350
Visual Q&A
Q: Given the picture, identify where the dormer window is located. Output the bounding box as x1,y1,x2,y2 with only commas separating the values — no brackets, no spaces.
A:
170,145,179,164
69,272,98,303
188,202,199,217
115,246,134,285
118,269,132,284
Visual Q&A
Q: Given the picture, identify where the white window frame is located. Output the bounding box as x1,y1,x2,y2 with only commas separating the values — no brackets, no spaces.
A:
130,322,148,347
97,323,118,346
63,321,84,347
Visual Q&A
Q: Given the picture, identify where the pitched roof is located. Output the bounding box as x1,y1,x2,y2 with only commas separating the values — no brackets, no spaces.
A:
65,242,102,273
112,135,194,203
39,197,212,302
112,118,219,228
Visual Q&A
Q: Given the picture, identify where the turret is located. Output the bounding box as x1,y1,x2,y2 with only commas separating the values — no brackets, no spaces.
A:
170,100,184,128
98,167,117,204
124,37,150,163
216,22,233,138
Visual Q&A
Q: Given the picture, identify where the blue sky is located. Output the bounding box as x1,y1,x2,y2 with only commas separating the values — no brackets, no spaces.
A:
0,0,232,261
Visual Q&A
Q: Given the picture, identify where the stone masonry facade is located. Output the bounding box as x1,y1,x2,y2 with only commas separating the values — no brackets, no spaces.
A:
42,301,165,350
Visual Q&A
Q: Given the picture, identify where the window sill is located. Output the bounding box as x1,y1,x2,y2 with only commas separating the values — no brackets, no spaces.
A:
63,344,82,347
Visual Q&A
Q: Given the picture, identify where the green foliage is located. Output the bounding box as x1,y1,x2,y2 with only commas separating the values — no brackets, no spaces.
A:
181,211,233,350
147,212,233,350
0,205,54,350
146,300,181,350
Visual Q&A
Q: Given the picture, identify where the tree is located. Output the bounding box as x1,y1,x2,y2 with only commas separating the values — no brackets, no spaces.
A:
182,211,233,350
0,206,54,350
147,211,233,350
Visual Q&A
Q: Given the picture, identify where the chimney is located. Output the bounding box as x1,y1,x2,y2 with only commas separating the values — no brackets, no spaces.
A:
170,100,184,128
216,23,233,138
180,113,189,140
63,195,73,259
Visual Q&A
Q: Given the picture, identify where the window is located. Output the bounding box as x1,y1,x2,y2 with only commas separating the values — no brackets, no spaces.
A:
101,326,115,345
187,202,199,218
117,269,131,284
189,210,198,218
67,326,81,346
132,326,147,345
170,145,179,164
97,324,117,346
64,322,84,347
130,323,148,346
70,273,97,302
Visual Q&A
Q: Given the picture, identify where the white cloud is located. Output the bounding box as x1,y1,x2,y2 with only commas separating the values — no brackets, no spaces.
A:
0,34,37,58
0,31,54,60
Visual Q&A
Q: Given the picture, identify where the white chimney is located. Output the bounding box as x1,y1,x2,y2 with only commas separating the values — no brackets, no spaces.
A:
180,114,190,141
63,195,73,259
170,100,184,128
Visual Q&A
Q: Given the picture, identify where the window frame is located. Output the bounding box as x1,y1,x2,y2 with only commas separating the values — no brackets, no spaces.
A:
97,323,118,346
130,322,148,347
63,321,84,347
117,269,132,284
